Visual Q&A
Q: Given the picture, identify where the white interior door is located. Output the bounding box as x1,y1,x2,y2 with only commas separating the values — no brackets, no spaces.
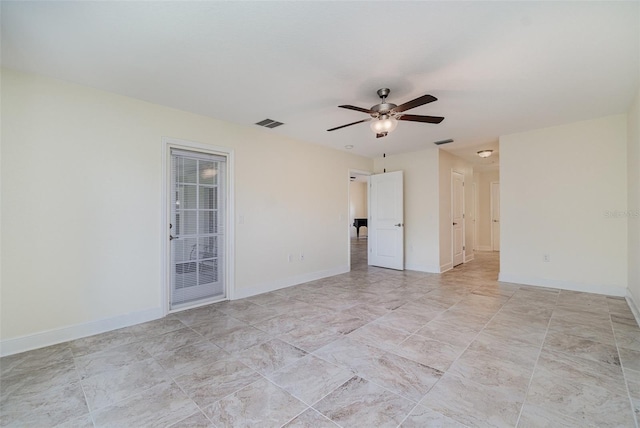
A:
491,181,500,251
369,171,404,270
170,149,226,309
452,171,464,267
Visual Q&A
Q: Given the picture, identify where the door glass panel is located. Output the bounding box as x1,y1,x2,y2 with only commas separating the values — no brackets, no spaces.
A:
179,211,197,236
199,161,216,185
178,184,197,209
170,151,226,309
199,211,217,234
199,187,216,210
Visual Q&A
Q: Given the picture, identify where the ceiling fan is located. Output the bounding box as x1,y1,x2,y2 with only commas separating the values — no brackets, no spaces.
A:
327,88,444,138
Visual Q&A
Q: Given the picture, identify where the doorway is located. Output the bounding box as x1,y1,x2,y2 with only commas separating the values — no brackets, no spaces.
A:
452,171,465,267
163,138,234,313
348,170,371,270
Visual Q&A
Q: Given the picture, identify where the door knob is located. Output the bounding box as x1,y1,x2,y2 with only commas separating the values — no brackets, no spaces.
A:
453,222,458,226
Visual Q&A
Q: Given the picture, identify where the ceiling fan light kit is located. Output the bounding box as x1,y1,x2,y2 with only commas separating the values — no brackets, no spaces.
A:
477,150,493,158
370,115,398,134
327,88,444,138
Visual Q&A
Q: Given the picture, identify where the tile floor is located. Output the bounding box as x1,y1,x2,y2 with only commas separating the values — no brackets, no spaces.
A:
2,241,640,427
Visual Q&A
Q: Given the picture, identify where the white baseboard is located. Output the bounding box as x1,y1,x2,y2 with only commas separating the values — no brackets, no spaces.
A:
232,265,350,300
476,246,493,252
464,253,475,263
1,266,351,357
405,263,441,274
498,273,627,297
0,307,163,357
626,289,640,327
440,262,453,273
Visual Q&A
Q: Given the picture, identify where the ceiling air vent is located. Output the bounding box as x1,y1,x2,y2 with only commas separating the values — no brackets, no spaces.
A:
433,138,454,145
255,119,284,129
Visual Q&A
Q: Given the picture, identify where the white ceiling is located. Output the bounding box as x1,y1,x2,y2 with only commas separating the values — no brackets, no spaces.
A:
2,1,638,164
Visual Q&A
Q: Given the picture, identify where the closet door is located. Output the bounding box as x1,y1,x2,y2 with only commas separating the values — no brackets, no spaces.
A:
170,149,226,309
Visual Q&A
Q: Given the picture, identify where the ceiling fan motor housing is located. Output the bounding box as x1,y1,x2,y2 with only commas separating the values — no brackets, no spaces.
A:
372,88,396,117
371,103,397,117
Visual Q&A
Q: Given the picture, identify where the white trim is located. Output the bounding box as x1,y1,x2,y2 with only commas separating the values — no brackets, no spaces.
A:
168,296,227,314
405,263,441,274
440,262,454,273
347,169,372,269
0,308,163,357
464,253,475,263
626,289,640,327
232,265,350,300
161,137,235,309
476,246,493,252
498,273,627,297
490,181,500,252
451,170,465,267
472,181,478,252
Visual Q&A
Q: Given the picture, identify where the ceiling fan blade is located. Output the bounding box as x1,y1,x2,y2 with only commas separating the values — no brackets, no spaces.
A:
339,105,376,114
398,114,445,124
392,94,437,113
327,118,371,132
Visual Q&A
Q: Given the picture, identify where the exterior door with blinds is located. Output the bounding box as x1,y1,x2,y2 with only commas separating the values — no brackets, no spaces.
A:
170,149,226,309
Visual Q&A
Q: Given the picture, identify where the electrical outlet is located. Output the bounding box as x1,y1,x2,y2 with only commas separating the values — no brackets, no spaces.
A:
543,254,551,262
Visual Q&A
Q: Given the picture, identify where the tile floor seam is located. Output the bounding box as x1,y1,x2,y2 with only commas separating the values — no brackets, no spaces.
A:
394,402,421,428
308,374,413,427
316,365,422,407
277,404,312,428
392,285,519,382
250,374,315,426
147,339,256,427
514,291,559,427
86,375,180,421
362,290,524,425
171,359,262,427
70,352,96,427
610,309,640,428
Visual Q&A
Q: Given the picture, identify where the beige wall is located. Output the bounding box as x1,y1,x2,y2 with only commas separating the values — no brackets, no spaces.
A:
373,148,440,272
628,88,640,312
438,150,474,270
0,69,372,353
500,114,628,296
474,170,500,251
349,181,368,238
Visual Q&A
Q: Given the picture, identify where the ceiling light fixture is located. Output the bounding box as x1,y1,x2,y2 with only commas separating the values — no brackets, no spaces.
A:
477,150,493,158
345,145,354,150
370,115,398,135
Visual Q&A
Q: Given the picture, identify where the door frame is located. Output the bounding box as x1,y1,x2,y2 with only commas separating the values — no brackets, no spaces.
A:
451,170,465,267
347,169,372,270
161,137,235,315
490,180,500,251
472,181,478,252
